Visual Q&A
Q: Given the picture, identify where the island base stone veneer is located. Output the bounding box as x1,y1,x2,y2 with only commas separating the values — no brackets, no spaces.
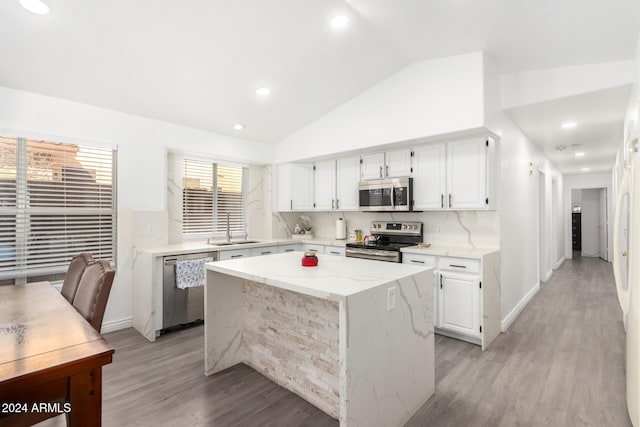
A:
204,252,435,427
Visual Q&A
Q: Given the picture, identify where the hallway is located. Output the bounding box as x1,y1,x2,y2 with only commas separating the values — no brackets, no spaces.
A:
407,256,630,426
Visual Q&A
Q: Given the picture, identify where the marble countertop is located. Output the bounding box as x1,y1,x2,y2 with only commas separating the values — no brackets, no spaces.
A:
205,251,432,301
401,245,499,258
141,238,350,257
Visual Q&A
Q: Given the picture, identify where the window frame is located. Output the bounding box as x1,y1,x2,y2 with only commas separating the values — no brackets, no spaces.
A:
181,157,248,241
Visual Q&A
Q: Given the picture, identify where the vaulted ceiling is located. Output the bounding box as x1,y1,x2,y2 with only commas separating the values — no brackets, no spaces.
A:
1,0,639,172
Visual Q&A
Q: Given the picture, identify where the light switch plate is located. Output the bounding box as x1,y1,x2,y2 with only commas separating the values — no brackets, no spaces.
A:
387,287,397,311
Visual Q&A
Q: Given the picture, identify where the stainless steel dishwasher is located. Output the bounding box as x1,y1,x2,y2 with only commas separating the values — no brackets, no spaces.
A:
162,251,218,333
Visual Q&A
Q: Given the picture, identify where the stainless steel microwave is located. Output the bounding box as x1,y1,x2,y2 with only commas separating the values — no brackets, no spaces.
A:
358,177,413,211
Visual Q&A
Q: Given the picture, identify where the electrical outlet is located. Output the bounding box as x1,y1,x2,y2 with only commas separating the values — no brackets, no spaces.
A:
436,224,442,233
147,225,154,236
387,287,397,311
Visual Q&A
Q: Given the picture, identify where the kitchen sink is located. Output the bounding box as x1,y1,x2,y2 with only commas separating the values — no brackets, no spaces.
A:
207,240,260,246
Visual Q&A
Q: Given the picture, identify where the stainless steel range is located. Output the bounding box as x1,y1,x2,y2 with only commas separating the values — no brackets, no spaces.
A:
345,221,423,263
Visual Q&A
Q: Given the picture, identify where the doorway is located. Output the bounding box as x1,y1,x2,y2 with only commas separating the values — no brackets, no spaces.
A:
570,188,608,259
539,171,546,281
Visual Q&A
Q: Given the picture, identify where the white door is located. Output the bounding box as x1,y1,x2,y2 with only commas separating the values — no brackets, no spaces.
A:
336,155,360,211
438,272,480,337
447,137,488,209
361,152,385,180
600,188,608,261
314,160,336,210
291,164,315,211
539,171,546,281
385,148,412,178
412,143,447,210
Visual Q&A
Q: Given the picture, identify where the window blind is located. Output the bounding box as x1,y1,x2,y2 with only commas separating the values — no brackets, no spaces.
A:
183,159,246,236
0,137,116,280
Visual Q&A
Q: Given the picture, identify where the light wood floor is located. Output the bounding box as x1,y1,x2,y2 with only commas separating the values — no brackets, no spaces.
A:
38,257,631,426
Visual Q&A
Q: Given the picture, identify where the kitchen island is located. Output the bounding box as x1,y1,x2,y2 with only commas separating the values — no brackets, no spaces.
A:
205,252,434,427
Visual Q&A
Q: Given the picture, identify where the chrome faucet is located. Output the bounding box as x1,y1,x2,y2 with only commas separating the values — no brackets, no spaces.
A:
226,212,231,243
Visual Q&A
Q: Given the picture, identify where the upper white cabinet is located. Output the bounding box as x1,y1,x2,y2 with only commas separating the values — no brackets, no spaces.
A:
314,160,336,210
274,163,314,212
336,155,360,211
412,143,447,210
413,136,495,210
447,137,489,209
361,148,412,180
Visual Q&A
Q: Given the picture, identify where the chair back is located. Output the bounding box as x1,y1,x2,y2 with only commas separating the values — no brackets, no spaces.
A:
73,260,116,333
60,253,94,303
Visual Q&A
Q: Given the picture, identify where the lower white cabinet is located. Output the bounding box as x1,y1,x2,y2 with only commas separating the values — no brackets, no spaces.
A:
251,246,278,256
325,245,345,256
219,248,252,261
403,251,500,349
278,244,300,253
438,271,480,338
302,244,325,254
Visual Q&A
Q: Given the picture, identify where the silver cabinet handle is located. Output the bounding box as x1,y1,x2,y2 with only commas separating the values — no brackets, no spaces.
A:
448,194,452,208
336,199,339,209
261,251,272,255
410,259,425,264
231,254,243,258
386,164,389,177
440,274,443,289
285,249,295,252
449,264,466,269
290,200,293,210
441,194,444,208
390,186,395,208
332,199,334,209
329,251,340,255
379,166,383,178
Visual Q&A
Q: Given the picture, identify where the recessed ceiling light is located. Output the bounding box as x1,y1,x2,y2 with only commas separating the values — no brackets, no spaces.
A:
233,123,244,131
562,122,577,129
19,0,49,14
574,152,585,157
581,167,590,172
331,15,349,29
256,87,270,96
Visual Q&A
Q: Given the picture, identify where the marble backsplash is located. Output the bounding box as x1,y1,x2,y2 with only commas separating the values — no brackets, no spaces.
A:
278,210,500,249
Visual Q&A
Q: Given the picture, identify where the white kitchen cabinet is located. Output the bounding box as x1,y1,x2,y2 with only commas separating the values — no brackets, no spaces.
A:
324,245,345,256
251,246,278,257
361,149,412,180
412,136,495,211
412,143,447,210
302,244,325,254
447,137,489,209
219,248,252,261
438,271,481,338
278,243,300,253
336,155,360,211
273,163,315,211
402,251,501,349
314,160,336,211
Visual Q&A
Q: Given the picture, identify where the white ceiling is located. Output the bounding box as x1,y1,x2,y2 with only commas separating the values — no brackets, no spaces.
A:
0,0,639,173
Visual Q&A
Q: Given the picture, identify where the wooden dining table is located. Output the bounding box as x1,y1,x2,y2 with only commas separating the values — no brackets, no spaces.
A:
0,282,114,427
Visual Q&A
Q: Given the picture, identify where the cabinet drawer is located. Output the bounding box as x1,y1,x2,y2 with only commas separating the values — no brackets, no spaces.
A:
402,253,437,267
219,248,252,261
251,246,277,257
278,244,300,253
302,245,325,254
325,246,345,256
438,257,480,274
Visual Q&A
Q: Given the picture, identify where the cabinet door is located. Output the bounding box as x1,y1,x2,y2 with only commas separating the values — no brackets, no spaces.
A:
291,164,315,211
412,143,447,210
438,272,480,337
447,137,488,209
385,148,412,178
274,163,293,211
314,160,336,211
336,155,360,211
325,246,345,256
361,153,385,180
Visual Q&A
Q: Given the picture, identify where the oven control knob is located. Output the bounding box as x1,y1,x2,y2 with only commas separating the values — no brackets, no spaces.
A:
402,225,407,229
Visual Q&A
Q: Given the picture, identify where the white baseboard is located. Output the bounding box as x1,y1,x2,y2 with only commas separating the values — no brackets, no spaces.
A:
501,282,540,332
554,256,566,270
542,268,553,282
101,317,132,334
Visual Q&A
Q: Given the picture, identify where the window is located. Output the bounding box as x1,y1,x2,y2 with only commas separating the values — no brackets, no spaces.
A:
0,136,116,284
182,159,247,237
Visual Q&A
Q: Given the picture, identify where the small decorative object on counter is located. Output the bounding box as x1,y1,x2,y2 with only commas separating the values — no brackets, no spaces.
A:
355,229,363,242
292,215,313,239
301,251,318,267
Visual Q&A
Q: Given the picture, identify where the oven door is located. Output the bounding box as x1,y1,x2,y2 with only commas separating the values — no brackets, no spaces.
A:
345,247,401,263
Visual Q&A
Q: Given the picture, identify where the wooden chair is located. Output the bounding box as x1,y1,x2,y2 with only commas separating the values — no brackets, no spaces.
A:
60,252,94,303
73,260,116,333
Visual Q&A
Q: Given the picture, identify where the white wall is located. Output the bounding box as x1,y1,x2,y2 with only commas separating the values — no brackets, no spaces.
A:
563,172,614,261
274,52,486,163
483,53,564,330
0,85,273,330
579,189,603,257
